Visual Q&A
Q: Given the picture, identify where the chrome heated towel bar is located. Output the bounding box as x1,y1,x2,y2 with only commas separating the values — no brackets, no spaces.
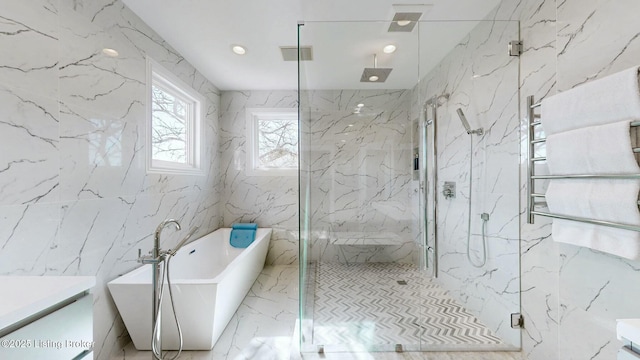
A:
526,95,640,232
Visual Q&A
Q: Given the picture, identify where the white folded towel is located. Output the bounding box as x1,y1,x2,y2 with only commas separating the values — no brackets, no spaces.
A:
546,120,640,175
551,220,640,260
546,179,640,260
541,66,640,135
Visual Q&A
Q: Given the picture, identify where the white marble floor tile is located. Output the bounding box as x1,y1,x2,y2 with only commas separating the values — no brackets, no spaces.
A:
296,351,526,360
312,263,501,348
114,265,298,360
114,264,525,360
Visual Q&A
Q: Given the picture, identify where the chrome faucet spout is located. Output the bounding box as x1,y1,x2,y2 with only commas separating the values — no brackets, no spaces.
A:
155,219,181,247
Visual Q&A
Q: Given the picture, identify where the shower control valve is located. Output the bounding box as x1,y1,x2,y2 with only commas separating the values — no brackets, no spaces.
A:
442,181,456,199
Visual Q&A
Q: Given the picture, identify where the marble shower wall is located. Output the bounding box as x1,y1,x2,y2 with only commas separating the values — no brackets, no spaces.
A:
410,19,521,346
221,90,416,265
219,91,299,265
411,0,640,355
498,0,640,359
304,90,416,264
0,1,222,359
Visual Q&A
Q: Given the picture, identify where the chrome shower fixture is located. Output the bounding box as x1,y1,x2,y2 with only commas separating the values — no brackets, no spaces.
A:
388,4,432,32
456,108,484,135
388,12,422,32
456,108,472,132
425,93,450,108
360,54,392,83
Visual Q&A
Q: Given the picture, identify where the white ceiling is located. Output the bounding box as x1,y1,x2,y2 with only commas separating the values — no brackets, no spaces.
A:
122,0,503,90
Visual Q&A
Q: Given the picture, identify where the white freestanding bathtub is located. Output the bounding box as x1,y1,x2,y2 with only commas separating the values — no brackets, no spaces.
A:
108,228,272,350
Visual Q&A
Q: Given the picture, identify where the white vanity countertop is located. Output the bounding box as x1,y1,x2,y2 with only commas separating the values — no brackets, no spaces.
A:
0,276,96,332
617,318,640,344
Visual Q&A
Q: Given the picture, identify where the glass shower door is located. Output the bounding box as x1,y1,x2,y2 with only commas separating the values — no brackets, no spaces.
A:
298,20,423,353
298,17,522,354
415,19,522,350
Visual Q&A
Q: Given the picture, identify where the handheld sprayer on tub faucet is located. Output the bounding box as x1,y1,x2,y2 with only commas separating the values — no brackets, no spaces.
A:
138,219,198,360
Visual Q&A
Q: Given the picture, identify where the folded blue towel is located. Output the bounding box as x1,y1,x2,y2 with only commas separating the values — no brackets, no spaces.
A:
230,229,256,248
232,223,258,230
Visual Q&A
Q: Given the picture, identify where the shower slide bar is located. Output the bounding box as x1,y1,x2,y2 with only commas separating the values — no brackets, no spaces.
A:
526,95,640,231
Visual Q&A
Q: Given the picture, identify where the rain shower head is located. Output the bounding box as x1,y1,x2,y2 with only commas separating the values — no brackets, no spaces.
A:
388,12,422,32
456,108,484,136
360,54,392,83
360,68,392,82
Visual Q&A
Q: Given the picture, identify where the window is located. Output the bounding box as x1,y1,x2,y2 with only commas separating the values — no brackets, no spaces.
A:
246,108,298,176
146,57,203,175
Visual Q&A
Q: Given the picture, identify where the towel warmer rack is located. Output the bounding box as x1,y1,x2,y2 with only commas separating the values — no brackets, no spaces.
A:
526,95,640,232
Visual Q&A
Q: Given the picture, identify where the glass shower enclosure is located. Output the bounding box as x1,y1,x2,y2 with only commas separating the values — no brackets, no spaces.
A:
298,18,521,353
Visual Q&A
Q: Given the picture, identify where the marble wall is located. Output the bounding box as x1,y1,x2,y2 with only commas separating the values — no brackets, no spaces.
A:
219,91,299,265
4,1,640,359
0,1,222,359
304,90,416,264
406,0,640,356
411,19,521,346
222,90,416,265
218,0,640,355
507,0,640,359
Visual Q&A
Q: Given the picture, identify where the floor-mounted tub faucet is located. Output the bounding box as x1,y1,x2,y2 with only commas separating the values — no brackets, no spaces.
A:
139,219,181,360
138,219,198,359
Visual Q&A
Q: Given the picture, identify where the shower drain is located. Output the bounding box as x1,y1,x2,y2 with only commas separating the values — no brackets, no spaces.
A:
397,280,407,285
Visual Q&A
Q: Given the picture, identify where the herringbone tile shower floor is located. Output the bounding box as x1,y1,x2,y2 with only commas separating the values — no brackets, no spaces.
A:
312,262,502,347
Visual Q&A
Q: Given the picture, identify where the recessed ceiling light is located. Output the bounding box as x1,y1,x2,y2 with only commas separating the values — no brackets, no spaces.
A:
396,20,412,27
348,124,354,127
369,75,379,82
383,44,397,54
231,45,246,55
102,48,119,57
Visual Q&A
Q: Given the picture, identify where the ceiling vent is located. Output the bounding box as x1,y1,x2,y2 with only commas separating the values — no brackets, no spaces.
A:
280,46,313,61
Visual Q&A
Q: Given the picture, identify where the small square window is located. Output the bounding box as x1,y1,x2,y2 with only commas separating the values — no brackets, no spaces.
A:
146,58,204,175
246,108,298,176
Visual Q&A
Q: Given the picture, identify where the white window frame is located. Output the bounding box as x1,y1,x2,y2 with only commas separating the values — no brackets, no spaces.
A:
146,57,204,175
246,108,298,177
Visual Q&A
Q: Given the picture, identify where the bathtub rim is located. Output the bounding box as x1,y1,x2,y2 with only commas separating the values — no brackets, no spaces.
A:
108,227,272,286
